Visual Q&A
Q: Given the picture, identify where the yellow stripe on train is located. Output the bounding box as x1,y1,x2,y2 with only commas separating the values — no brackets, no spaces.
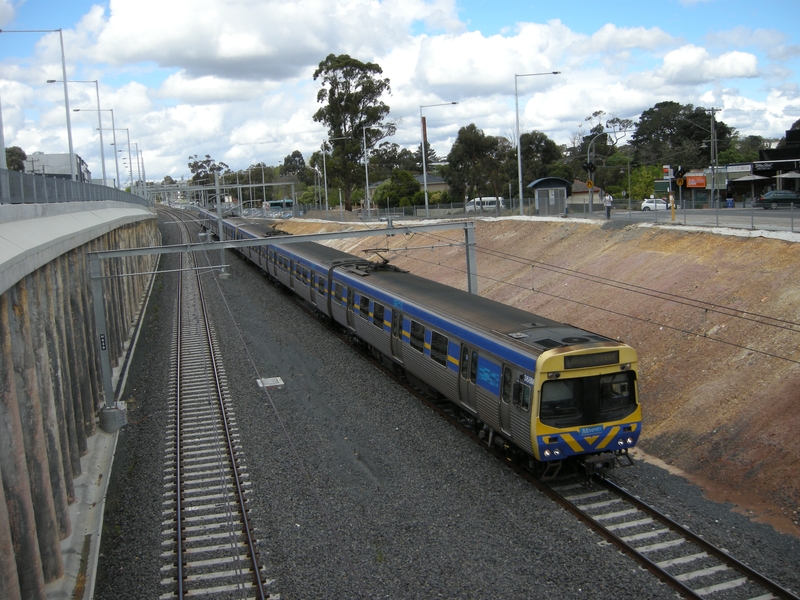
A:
597,426,620,450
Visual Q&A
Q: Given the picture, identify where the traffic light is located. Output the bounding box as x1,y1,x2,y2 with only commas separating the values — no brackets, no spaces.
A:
582,162,596,173
675,166,687,179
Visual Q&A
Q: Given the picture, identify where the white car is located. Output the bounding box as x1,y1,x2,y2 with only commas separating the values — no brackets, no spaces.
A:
465,197,505,212
641,198,668,211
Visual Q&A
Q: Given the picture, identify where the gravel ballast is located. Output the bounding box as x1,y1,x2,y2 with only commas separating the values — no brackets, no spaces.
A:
95,214,800,599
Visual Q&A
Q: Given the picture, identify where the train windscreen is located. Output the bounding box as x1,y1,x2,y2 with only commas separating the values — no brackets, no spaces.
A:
539,371,636,428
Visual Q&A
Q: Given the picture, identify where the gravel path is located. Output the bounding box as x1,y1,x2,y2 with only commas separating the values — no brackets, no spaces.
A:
94,214,800,599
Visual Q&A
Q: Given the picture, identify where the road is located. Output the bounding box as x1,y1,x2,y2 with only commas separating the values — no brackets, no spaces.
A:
589,205,799,233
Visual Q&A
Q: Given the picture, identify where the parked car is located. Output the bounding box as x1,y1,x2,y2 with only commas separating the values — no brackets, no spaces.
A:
465,197,505,212
640,198,668,211
754,190,800,209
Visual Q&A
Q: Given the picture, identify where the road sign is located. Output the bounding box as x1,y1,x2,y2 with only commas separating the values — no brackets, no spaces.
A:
586,179,593,188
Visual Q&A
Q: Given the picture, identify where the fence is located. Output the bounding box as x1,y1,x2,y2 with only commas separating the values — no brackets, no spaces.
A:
0,169,150,208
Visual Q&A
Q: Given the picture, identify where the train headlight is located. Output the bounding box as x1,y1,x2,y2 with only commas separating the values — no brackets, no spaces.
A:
627,437,634,445
543,449,551,458
620,363,631,371
553,448,561,457
547,372,561,380
617,439,625,446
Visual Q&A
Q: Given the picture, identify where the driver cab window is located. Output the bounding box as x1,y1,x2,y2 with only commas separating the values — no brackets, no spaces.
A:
540,380,580,419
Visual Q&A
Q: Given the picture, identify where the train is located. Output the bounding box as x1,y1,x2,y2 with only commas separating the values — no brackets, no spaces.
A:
198,209,642,478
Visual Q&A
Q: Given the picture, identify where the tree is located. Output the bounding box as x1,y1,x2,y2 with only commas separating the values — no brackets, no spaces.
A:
313,53,395,210
629,101,734,169
371,169,421,209
718,135,763,164
369,142,417,182
6,146,26,171
629,165,663,200
514,130,564,195
415,140,440,173
280,150,312,187
443,124,499,201
161,175,177,185
187,154,229,186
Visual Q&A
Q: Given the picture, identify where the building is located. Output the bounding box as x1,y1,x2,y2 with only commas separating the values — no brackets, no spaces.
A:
413,173,450,195
527,177,572,216
24,151,92,183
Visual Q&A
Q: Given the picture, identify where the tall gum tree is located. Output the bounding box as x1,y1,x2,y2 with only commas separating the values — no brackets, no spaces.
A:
313,54,395,210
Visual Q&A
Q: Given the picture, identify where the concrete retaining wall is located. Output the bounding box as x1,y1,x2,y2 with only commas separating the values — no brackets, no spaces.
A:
0,217,158,599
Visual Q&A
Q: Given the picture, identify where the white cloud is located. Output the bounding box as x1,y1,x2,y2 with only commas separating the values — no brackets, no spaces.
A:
158,71,278,104
0,0,14,26
658,45,758,85
1,0,797,179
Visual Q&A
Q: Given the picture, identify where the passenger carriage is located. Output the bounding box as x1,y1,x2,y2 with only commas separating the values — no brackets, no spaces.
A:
200,211,641,476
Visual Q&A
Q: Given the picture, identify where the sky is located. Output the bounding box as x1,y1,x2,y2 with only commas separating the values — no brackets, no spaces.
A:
0,0,798,184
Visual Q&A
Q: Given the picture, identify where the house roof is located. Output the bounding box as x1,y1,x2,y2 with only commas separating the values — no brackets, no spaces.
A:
571,180,602,193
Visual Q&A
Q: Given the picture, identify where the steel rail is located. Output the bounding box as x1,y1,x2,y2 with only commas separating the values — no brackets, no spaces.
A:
169,208,266,599
600,477,800,600
175,233,185,600
191,236,266,600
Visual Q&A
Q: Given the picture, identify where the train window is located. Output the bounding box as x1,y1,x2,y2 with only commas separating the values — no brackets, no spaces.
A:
470,351,478,383
334,283,343,302
513,378,532,411
372,302,384,328
359,294,370,319
599,372,634,413
502,367,513,404
460,346,470,379
540,380,579,419
409,320,425,353
430,331,448,367
295,265,301,281
317,277,325,295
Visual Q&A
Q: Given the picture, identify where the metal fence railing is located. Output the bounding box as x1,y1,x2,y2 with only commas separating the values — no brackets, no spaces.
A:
0,169,151,208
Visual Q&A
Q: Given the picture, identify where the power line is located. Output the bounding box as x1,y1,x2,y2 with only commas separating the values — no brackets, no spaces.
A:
389,233,800,365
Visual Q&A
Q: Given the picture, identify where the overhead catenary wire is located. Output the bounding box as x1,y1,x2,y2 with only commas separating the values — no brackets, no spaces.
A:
411,229,800,332
191,220,372,600
386,232,800,366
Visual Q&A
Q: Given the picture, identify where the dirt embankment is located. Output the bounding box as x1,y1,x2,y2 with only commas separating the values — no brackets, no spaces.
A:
278,215,800,535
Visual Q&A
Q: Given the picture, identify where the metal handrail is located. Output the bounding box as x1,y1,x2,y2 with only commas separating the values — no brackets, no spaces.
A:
0,169,150,207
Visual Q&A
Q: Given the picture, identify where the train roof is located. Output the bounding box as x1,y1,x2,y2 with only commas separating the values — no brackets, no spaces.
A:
221,217,281,238
278,241,614,354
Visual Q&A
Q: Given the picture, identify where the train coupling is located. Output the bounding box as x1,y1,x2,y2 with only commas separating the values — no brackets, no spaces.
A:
581,452,618,477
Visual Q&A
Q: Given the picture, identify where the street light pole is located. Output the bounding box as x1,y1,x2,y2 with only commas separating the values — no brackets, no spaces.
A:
64,79,109,186
111,127,133,188
515,71,561,216
321,136,349,218
106,110,120,189
420,101,458,218
132,142,142,194
586,131,608,214
3,29,76,179
363,126,370,218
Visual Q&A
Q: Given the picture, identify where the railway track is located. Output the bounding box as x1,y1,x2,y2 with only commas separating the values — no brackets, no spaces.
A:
313,303,800,600
544,475,799,600
210,221,798,600
159,210,275,599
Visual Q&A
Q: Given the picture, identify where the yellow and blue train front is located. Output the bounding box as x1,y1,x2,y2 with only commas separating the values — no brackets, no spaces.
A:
535,419,641,462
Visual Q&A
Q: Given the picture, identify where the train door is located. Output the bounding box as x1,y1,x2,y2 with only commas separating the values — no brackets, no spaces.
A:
499,365,513,435
458,345,478,411
390,310,403,363
309,271,316,304
346,288,355,329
